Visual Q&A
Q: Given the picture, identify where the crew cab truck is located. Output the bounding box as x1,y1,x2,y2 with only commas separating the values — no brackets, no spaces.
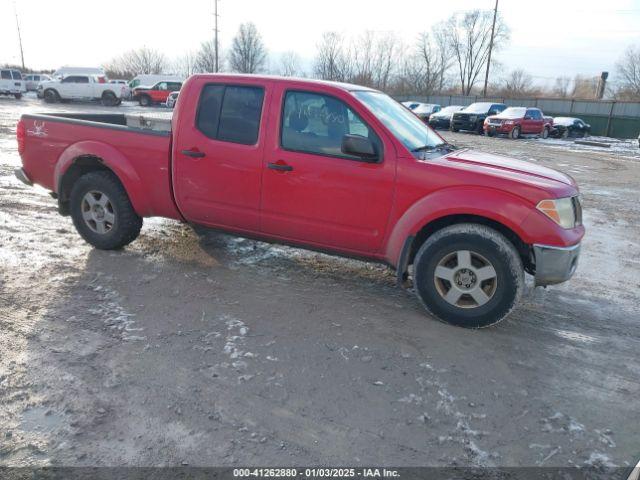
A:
38,75,126,106
485,107,553,139
15,74,584,328
451,102,507,134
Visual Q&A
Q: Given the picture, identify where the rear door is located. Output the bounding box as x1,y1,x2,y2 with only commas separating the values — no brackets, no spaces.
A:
172,80,269,232
260,86,395,254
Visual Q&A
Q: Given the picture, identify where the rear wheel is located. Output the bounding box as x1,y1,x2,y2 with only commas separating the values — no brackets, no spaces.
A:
44,89,60,103
509,126,521,139
413,224,524,328
14,93,22,100
101,91,118,107
70,171,142,250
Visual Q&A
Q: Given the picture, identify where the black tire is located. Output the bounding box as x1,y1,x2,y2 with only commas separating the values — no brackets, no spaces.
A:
14,93,22,100
101,91,118,107
139,95,152,107
477,122,484,135
561,129,569,139
541,126,549,139
486,130,495,137
451,127,459,133
413,223,524,328
509,126,521,139
70,171,142,250
44,89,60,103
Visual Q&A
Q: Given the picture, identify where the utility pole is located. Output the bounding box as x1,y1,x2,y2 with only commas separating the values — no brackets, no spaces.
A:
214,0,219,73
14,2,25,70
482,0,498,97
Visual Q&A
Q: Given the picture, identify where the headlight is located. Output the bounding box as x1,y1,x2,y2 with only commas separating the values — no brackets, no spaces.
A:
536,197,578,229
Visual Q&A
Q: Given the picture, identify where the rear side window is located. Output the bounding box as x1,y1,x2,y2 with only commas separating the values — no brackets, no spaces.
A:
1,70,11,79
196,84,265,145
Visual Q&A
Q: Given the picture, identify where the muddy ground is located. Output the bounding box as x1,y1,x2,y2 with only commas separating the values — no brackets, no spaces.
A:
0,94,638,469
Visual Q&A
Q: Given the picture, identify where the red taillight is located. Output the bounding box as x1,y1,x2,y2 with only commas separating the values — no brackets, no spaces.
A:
17,120,25,155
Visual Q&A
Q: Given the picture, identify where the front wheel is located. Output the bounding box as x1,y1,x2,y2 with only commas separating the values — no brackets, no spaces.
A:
70,171,142,250
44,89,60,103
139,95,152,107
14,93,22,99
541,126,549,139
413,224,524,328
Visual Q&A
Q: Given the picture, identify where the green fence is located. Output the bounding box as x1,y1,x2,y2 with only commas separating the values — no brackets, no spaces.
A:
396,95,640,139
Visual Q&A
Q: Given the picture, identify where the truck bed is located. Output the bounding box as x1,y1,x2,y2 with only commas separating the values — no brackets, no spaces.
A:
19,112,180,219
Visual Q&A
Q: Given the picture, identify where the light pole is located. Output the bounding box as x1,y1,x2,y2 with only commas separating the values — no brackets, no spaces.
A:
483,0,498,98
14,2,25,70
214,0,219,72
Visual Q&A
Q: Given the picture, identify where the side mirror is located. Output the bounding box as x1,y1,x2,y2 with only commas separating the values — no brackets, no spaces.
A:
341,134,378,162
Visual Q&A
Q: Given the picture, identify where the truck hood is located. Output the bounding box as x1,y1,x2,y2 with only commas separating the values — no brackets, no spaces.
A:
443,149,576,187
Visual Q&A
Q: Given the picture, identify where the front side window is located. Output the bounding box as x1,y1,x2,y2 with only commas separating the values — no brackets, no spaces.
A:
196,84,265,145
12,71,22,80
281,91,379,160
156,82,168,91
1,70,12,80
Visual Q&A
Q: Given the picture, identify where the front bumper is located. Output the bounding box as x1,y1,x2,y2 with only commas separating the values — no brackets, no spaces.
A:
451,119,480,131
533,243,581,286
429,118,451,129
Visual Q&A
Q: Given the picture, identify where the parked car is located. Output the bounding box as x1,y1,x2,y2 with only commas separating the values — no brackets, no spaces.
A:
133,81,183,106
38,75,126,106
451,102,507,134
0,68,26,99
15,74,584,328
23,74,52,92
550,117,591,139
403,102,441,122
484,107,554,139
166,91,180,108
428,105,465,130
129,74,183,90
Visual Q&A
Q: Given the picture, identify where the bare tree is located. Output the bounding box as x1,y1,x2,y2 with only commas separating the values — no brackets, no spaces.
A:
349,31,399,89
279,51,302,77
445,10,509,95
615,45,640,99
551,76,572,98
572,74,598,99
313,32,352,82
371,33,400,90
173,51,197,78
499,69,535,97
228,23,267,74
194,40,219,73
103,47,168,78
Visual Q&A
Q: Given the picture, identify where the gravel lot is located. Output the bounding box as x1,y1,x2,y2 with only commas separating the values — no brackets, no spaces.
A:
0,94,638,469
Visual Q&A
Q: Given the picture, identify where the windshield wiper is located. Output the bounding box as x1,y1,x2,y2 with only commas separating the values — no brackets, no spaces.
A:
412,142,457,153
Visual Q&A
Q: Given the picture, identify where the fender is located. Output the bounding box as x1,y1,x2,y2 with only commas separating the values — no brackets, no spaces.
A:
383,186,537,267
54,140,150,216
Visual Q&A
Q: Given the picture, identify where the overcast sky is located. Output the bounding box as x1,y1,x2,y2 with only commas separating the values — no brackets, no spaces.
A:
1,0,638,86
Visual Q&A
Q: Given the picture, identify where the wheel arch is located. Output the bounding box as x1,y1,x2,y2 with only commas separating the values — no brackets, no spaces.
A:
386,188,535,283
55,141,147,216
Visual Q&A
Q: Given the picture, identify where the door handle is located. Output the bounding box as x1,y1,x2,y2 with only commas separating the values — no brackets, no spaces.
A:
268,162,293,172
181,149,206,158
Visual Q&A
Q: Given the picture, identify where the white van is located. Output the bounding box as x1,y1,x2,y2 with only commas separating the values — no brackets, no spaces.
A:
0,68,26,99
129,74,183,90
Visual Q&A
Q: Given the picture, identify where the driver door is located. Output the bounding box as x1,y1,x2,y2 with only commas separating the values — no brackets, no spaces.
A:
260,87,396,254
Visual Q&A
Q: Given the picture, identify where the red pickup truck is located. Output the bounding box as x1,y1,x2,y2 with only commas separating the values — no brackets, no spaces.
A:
484,107,554,139
15,74,584,328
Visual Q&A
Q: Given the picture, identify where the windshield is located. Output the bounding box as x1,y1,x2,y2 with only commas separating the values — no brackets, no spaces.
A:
463,102,494,113
354,91,443,152
497,107,526,119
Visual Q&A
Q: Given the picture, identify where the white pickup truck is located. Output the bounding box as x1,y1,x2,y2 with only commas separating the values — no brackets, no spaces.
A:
38,75,126,106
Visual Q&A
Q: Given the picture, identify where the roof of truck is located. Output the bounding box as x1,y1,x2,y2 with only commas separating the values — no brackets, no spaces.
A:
189,73,380,93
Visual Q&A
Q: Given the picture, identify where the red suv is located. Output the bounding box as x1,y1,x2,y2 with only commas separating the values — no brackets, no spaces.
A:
484,107,553,139
133,80,183,106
